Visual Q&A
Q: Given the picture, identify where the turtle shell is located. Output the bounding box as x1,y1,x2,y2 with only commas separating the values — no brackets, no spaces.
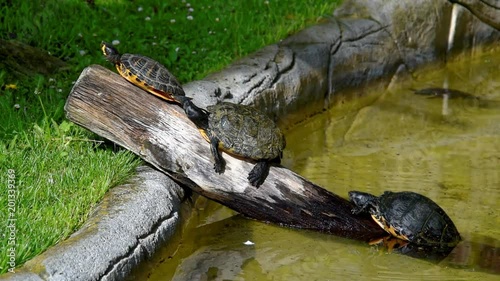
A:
350,191,461,247
206,102,285,160
118,53,185,101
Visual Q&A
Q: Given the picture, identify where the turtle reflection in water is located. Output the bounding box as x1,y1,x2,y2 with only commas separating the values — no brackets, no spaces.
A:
412,87,480,100
176,96,286,188
349,191,461,248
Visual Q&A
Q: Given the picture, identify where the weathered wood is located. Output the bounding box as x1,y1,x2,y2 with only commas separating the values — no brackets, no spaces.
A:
64,65,386,241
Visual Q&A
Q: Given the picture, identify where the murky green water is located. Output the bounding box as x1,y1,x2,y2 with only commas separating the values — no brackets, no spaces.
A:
132,49,500,280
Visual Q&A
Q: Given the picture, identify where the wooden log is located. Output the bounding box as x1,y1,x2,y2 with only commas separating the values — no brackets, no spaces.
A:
64,65,386,241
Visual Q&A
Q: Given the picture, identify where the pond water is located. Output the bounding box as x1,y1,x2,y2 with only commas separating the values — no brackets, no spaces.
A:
131,49,500,280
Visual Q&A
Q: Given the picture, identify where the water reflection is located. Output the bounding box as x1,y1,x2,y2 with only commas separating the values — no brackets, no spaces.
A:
446,235,500,275
134,49,500,280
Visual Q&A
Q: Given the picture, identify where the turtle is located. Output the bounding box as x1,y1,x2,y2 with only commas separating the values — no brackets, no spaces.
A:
176,96,286,187
411,88,479,100
100,41,185,103
349,191,461,247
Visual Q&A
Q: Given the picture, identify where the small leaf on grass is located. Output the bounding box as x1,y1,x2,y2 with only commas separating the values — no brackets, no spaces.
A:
168,48,178,64
58,120,73,133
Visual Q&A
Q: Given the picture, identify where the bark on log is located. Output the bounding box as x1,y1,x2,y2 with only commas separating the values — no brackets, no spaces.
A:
64,65,386,241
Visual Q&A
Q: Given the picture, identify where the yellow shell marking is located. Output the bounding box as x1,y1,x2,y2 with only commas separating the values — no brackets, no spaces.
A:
371,214,409,241
198,129,210,143
198,129,239,156
117,64,176,102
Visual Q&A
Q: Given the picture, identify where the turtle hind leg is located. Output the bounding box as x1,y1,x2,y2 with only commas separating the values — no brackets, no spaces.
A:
209,136,225,174
248,161,270,188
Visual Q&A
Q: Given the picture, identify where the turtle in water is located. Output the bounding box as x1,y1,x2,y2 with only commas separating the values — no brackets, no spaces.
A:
411,88,479,100
176,96,286,187
101,41,185,103
349,191,461,247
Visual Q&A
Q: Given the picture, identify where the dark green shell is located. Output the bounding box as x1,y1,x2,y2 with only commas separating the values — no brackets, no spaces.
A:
350,191,461,247
207,102,285,160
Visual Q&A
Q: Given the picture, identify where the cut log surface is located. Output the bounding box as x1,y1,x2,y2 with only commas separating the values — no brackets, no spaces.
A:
65,65,385,241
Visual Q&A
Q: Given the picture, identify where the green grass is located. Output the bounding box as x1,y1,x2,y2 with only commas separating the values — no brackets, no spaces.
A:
0,0,339,274
0,122,141,270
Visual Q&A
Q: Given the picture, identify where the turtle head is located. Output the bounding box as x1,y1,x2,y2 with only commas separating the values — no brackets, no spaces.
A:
348,191,378,215
100,41,120,64
176,96,209,129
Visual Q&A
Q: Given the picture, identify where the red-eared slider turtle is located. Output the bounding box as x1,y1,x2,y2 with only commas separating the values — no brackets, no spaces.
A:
412,88,479,100
176,96,286,187
349,191,461,247
101,41,185,103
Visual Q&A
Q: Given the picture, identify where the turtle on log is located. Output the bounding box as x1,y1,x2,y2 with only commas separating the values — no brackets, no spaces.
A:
177,96,286,188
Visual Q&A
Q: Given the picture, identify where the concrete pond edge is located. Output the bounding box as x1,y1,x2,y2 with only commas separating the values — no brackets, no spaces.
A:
4,166,185,281
3,0,499,280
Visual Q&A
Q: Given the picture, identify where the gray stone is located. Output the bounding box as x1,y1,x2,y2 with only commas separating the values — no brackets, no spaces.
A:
450,0,500,30
181,0,500,127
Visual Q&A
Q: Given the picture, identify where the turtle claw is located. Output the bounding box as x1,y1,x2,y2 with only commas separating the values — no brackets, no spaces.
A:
248,161,269,188
213,160,225,174
351,206,364,215
209,137,225,174
247,171,264,188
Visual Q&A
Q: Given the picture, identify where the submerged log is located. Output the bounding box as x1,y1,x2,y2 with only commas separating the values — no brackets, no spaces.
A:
64,65,386,241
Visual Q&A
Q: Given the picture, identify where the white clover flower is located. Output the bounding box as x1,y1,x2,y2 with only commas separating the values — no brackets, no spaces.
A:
170,19,176,23
137,6,143,12
112,40,120,45
145,16,151,21
186,15,193,20
47,174,54,185
215,17,219,22
188,7,194,12
79,50,86,56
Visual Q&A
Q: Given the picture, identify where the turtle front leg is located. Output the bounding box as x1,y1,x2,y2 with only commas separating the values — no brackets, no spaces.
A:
351,204,367,215
248,161,270,187
350,199,375,215
209,135,225,174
